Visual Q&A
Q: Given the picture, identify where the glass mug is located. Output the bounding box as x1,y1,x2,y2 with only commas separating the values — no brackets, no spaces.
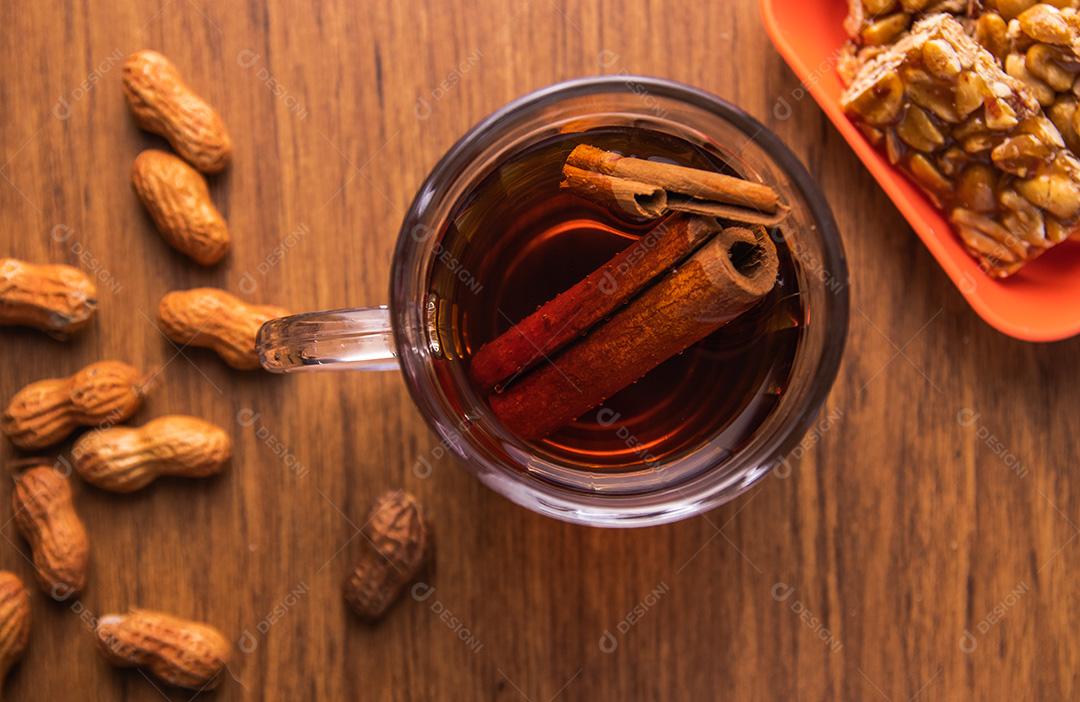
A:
256,76,849,527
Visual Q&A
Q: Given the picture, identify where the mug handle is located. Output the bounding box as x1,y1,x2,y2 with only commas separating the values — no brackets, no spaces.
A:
256,307,399,373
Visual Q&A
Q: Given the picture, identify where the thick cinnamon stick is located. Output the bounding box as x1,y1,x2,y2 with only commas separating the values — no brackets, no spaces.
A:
489,221,779,441
566,144,781,213
469,215,717,391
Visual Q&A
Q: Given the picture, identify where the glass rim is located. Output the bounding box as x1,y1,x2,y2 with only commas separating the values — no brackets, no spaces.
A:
391,75,849,527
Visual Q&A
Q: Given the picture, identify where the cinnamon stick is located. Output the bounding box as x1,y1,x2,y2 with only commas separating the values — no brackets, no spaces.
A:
469,214,718,391
488,220,779,441
560,165,667,218
665,195,791,226
566,144,781,213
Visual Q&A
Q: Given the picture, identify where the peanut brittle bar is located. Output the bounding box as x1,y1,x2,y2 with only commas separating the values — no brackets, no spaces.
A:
842,14,1080,276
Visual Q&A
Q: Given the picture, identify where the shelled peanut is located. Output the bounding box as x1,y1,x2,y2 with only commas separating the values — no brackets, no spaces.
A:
12,466,89,599
343,491,431,621
158,288,288,370
122,50,232,174
1,361,145,450
132,150,230,265
0,572,30,687
96,609,231,690
843,0,967,48
72,415,230,493
0,258,97,338
980,4,1080,154
981,0,1080,22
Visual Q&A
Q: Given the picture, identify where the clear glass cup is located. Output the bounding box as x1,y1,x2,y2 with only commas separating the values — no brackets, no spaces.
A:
256,76,849,527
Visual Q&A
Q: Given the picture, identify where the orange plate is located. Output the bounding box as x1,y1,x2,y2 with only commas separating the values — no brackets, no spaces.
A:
760,0,1080,341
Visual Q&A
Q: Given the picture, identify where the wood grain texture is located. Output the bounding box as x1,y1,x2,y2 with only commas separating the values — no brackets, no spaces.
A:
2,1,1079,699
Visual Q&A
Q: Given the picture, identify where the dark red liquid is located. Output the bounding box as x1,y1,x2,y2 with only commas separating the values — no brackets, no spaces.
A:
426,128,803,470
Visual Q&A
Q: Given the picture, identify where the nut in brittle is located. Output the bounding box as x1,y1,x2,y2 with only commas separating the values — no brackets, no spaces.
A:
841,0,967,66
840,3,960,84
842,14,1080,276
976,4,1080,153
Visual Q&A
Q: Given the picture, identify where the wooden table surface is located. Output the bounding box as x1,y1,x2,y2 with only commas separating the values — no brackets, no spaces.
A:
3,1,1079,699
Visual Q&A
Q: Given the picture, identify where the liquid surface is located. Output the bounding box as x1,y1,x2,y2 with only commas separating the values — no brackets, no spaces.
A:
428,128,804,470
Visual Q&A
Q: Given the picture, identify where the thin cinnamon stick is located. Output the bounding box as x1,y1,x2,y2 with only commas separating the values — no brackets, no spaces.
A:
560,164,790,224
469,215,717,391
489,221,779,441
559,165,667,218
665,195,792,226
566,144,781,213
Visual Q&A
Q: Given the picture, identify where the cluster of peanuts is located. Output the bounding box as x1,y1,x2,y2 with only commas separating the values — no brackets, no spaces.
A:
843,0,967,49
976,3,1080,154
841,2,1080,275
0,50,431,692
